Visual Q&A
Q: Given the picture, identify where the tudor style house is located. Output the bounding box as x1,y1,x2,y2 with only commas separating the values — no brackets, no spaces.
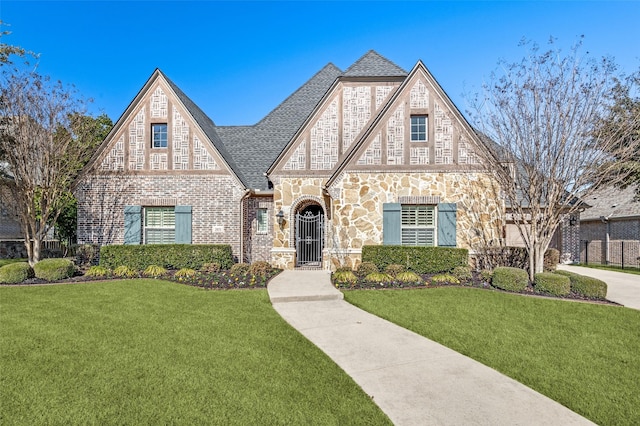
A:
76,51,527,270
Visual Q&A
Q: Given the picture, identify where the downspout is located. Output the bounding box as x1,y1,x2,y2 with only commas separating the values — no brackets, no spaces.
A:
239,189,252,264
600,215,612,265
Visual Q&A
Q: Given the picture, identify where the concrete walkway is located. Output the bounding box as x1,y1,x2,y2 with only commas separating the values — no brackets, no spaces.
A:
268,270,593,426
557,264,640,310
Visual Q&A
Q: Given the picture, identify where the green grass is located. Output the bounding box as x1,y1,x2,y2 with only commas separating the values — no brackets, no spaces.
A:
344,287,640,425
1,280,391,425
0,258,27,267
577,263,640,275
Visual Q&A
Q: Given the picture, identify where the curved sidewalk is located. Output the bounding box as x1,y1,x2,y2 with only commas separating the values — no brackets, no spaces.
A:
268,270,593,426
557,264,640,310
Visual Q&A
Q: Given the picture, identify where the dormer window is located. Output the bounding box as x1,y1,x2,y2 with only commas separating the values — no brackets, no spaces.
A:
152,123,168,148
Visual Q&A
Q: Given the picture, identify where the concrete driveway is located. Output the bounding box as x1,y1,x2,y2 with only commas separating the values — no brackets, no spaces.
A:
557,264,640,310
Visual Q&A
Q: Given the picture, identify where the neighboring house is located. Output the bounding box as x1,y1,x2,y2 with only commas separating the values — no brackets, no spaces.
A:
77,51,568,270
580,185,640,266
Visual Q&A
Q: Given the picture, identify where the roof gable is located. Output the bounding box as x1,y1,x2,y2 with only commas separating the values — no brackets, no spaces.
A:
326,61,492,187
82,70,243,185
343,50,407,78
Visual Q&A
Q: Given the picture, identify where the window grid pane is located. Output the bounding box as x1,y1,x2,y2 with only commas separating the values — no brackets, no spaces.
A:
257,208,268,233
152,124,168,148
410,116,427,142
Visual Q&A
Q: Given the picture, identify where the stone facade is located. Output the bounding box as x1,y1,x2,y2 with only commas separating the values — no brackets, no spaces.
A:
270,172,504,270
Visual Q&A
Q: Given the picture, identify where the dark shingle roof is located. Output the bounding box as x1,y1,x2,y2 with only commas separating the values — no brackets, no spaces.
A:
342,50,407,77
581,185,640,220
217,63,342,189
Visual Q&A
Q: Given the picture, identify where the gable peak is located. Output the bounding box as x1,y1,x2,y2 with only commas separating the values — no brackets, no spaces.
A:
343,50,407,78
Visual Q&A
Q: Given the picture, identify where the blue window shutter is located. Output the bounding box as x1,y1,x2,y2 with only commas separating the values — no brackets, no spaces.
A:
124,205,142,245
383,203,401,245
437,203,457,247
175,205,192,244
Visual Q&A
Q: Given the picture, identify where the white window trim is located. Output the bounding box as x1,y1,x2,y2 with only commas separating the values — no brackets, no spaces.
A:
144,206,175,244
401,204,437,246
151,123,168,148
410,115,428,142
256,208,268,234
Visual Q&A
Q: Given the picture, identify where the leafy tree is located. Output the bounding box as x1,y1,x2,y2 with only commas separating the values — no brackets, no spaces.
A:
469,38,640,280
596,72,640,195
51,114,113,253
0,61,107,265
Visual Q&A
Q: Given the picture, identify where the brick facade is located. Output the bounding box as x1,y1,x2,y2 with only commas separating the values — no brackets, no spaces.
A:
76,174,244,256
243,196,274,263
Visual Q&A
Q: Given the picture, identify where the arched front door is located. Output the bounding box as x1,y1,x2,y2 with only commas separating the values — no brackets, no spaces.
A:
295,204,324,267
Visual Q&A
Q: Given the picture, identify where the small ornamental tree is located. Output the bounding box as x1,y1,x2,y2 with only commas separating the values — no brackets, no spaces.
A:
0,37,107,265
469,37,640,280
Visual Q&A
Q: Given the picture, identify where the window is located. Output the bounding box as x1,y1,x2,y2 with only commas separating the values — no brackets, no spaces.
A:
410,116,427,142
401,205,436,246
151,123,168,148
144,207,175,244
256,208,268,233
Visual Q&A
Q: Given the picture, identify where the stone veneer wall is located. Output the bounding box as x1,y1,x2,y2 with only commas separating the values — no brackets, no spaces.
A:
271,172,504,270
271,177,327,269
243,196,274,264
76,174,245,257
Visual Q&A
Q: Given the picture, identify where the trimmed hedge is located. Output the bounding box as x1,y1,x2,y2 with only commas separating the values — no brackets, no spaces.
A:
33,258,76,281
99,244,233,271
492,267,528,292
361,246,468,274
534,272,570,296
0,262,34,284
556,270,608,298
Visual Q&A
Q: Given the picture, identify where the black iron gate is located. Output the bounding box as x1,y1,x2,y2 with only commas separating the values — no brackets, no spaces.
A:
296,210,324,266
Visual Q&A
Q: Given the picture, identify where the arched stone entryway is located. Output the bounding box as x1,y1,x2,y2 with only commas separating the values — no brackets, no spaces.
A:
293,200,325,267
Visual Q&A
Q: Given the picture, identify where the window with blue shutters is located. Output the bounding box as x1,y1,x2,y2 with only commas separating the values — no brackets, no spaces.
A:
383,202,457,248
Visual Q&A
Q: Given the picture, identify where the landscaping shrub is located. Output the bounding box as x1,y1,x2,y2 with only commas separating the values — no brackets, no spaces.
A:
452,266,472,282
249,261,272,277
85,265,111,278
395,271,423,284
363,272,393,283
492,267,529,292
113,265,138,278
230,263,250,275
430,274,460,285
100,244,233,271
361,246,468,274
33,258,75,281
480,269,494,283
335,266,353,273
544,248,560,272
174,268,197,279
143,265,168,278
384,264,405,277
534,272,570,296
201,262,222,273
357,261,379,277
75,244,100,267
0,262,33,284
333,270,358,286
556,270,607,298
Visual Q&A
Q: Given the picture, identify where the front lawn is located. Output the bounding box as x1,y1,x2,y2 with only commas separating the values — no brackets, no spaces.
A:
0,280,391,425
344,287,640,426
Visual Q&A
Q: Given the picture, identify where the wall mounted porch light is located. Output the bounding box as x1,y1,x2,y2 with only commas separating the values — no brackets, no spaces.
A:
276,210,285,227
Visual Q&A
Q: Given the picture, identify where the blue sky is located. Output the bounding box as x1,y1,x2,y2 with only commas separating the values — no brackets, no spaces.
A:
2,1,639,125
